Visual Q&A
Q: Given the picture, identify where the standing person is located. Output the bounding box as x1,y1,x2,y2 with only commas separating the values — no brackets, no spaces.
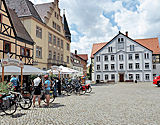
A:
53,77,57,97
57,78,61,96
10,75,19,92
32,74,42,108
44,75,50,106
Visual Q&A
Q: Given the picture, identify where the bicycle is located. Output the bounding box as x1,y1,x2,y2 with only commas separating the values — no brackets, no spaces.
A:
42,89,55,103
8,87,32,110
0,93,17,115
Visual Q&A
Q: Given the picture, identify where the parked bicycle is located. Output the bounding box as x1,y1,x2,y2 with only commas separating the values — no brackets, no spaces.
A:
7,87,32,110
0,93,17,115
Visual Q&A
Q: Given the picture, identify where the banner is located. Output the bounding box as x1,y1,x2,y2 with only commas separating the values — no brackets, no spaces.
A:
1,58,24,68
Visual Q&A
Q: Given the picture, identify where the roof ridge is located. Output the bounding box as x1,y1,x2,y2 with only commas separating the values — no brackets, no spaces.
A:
135,37,158,40
35,2,53,6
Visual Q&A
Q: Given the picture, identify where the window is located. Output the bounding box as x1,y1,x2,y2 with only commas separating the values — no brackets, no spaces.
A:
153,74,156,78
118,38,124,49
105,64,108,70
153,65,156,69
129,74,133,80
97,75,100,80
135,54,139,60
136,74,140,80
61,40,63,48
55,12,56,17
4,42,11,52
53,36,56,45
48,33,52,43
145,74,149,80
39,47,42,58
105,75,108,80
0,13,2,22
128,54,132,60
49,51,52,59
104,55,108,61
111,74,115,80
119,55,123,61
108,47,112,52
145,63,149,69
36,26,42,38
36,46,39,57
57,14,59,19
36,46,42,58
144,53,149,59
130,45,134,51
57,38,60,46
61,54,63,61
97,56,100,62
21,47,25,56
111,55,114,61
97,65,100,70
57,53,60,60
129,63,132,69
120,64,123,69
67,43,69,51
53,52,56,60
111,64,115,70
67,56,69,64
135,63,139,69
26,49,30,57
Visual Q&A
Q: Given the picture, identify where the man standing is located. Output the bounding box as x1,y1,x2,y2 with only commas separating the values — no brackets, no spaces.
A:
57,78,61,96
32,74,42,107
44,75,50,106
10,75,19,92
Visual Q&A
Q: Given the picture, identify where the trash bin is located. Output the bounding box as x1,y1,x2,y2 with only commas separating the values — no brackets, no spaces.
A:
135,80,137,83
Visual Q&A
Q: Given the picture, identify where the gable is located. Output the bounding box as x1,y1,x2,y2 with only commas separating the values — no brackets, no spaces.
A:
34,2,65,36
94,32,153,56
0,0,16,37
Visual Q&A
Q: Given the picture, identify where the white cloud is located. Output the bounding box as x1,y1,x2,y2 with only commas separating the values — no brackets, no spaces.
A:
30,0,160,65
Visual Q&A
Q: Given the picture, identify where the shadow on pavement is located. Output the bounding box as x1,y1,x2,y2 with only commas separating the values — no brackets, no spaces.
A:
11,113,26,118
42,103,65,108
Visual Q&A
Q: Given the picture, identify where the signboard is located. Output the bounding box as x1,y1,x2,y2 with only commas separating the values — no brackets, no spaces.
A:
1,58,24,68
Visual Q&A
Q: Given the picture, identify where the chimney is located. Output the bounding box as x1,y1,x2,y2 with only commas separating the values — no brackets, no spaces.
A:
75,50,77,55
126,31,128,37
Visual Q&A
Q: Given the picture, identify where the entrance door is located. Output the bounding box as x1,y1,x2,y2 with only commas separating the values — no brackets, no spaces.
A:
119,74,124,82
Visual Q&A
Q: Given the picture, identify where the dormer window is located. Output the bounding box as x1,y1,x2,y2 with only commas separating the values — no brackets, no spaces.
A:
118,37,124,49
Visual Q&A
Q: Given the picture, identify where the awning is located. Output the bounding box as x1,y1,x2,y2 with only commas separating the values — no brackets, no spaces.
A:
0,64,46,75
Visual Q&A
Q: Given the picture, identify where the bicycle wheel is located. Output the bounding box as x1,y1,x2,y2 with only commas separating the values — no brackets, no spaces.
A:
1,99,17,115
19,96,32,110
44,90,55,103
87,87,92,93
79,87,86,95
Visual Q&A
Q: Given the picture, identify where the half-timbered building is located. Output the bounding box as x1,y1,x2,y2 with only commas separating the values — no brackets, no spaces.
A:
0,0,34,65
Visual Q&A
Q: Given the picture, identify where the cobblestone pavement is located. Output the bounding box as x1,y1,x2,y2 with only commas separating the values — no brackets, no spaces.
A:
0,82,160,125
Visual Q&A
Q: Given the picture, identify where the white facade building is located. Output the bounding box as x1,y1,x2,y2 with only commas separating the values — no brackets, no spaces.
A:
94,32,153,82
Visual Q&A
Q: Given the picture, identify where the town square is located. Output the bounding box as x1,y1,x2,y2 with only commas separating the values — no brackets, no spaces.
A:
0,0,160,124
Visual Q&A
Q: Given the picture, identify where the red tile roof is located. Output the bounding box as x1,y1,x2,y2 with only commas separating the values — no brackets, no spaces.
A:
78,54,88,61
135,37,160,54
91,37,160,58
91,42,107,58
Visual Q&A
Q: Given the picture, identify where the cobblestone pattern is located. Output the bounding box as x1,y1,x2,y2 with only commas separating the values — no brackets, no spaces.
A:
0,82,160,124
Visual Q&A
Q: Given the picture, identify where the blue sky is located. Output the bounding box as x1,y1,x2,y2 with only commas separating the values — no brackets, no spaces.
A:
31,0,160,64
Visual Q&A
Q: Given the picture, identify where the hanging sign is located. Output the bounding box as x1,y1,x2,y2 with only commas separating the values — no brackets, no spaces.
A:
1,58,24,68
